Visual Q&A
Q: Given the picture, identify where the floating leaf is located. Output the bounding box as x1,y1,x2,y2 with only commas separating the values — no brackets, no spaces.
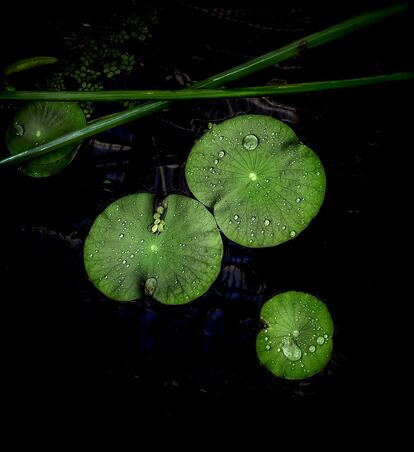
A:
84,193,223,304
256,291,334,380
185,115,326,247
6,101,86,176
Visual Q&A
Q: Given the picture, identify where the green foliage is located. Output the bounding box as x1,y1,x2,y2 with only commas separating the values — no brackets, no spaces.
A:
257,291,334,380
185,115,326,247
6,101,85,177
84,193,223,304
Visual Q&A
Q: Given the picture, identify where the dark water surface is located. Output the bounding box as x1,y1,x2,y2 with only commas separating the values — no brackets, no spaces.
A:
0,0,411,429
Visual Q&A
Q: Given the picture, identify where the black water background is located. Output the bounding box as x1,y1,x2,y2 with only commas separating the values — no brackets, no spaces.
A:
0,0,411,430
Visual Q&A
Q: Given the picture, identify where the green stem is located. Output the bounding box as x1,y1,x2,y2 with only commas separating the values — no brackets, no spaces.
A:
0,73,412,101
0,3,407,168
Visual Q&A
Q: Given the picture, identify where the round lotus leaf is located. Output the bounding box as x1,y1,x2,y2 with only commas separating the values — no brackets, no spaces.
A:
84,193,223,304
256,291,334,380
6,101,86,170
185,115,326,248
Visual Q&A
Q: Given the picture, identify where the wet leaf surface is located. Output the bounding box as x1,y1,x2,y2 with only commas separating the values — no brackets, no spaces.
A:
84,193,223,304
186,114,326,247
257,291,334,380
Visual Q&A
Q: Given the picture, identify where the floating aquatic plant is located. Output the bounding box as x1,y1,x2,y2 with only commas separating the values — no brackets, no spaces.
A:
0,4,411,380
84,193,223,304
5,101,85,177
185,114,326,247
256,291,334,379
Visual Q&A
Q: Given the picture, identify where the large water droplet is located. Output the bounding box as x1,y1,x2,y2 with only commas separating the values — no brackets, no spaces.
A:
316,336,325,345
282,337,302,362
308,345,316,353
289,230,296,237
218,150,225,158
242,134,259,150
12,123,25,137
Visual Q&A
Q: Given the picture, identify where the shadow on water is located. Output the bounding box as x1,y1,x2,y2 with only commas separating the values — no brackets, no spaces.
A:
0,0,411,427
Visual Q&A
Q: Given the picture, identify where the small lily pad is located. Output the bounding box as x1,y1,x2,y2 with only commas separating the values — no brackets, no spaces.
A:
84,193,223,304
256,291,334,380
6,101,86,175
185,115,326,247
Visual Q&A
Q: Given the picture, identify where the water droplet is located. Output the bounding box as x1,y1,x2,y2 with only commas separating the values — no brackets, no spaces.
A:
242,134,259,150
296,197,302,203
150,244,158,252
324,334,328,339
316,171,321,176
233,214,239,220
140,239,145,243
281,225,286,231
214,159,219,165
265,344,271,351
209,167,214,172
316,336,325,345
292,330,299,338
228,220,232,225
218,150,225,158
219,135,224,141
289,230,296,237
250,232,254,237
12,123,25,136
119,233,125,238
308,345,316,353
264,336,269,342
122,259,127,264
130,254,135,258
282,337,302,362
251,216,256,222
89,253,93,258
264,219,270,227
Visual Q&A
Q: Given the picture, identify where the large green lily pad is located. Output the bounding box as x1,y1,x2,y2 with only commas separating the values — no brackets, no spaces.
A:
185,115,326,247
6,101,86,176
256,291,334,380
84,193,223,304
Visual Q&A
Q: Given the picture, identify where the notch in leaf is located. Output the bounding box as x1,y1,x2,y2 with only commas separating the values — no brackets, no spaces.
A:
256,291,334,380
84,193,223,305
185,115,326,248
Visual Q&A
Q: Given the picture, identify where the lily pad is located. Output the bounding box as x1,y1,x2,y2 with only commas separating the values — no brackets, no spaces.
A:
6,101,86,175
185,114,326,247
84,193,223,304
256,291,334,380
